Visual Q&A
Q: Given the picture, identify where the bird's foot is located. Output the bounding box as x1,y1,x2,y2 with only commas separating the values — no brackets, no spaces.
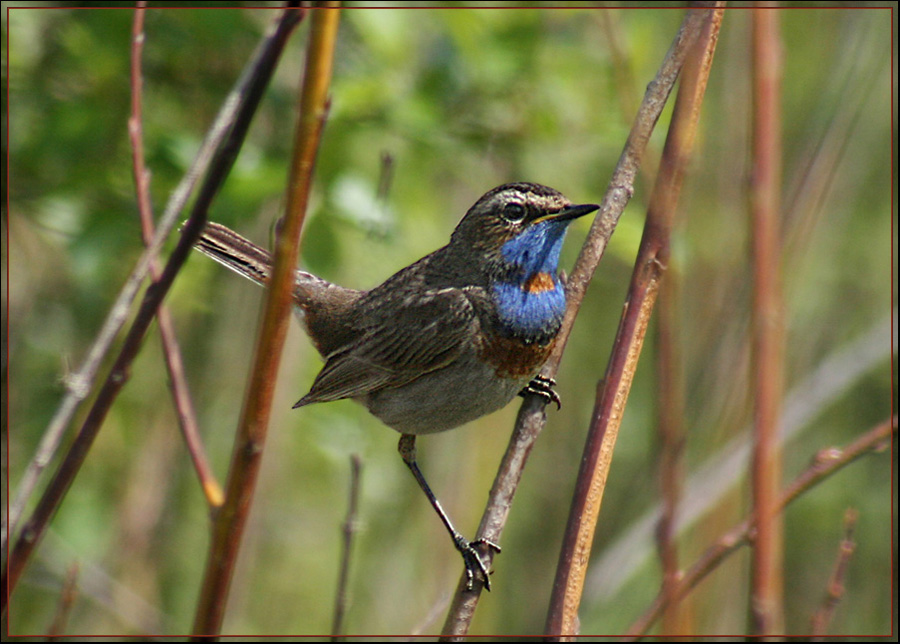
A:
455,535,501,591
519,375,561,410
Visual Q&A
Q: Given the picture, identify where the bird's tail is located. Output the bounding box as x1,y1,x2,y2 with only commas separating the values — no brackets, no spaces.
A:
193,221,275,288
192,223,362,358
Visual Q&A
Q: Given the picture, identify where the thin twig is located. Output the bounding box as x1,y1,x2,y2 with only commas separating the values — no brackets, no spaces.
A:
191,4,339,638
749,3,785,637
624,416,896,639
41,529,166,633
45,562,80,640
439,4,724,639
1,5,305,611
128,3,223,509
332,454,363,641
810,508,859,638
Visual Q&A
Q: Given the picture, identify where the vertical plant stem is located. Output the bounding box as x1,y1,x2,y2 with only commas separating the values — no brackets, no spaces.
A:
190,4,340,638
656,273,690,638
545,5,724,639
749,2,785,638
331,454,363,641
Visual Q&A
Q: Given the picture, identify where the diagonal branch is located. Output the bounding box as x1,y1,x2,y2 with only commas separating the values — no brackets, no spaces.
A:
1,4,305,611
439,4,725,639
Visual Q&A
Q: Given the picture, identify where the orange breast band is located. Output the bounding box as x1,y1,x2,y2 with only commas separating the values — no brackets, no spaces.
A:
523,272,556,294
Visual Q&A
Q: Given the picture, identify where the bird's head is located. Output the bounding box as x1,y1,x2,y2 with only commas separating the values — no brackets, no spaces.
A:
439,183,598,342
449,182,598,280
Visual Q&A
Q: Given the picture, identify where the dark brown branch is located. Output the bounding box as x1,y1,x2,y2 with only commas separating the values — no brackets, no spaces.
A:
1,5,305,612
439,4,725,639
624,416,896,640
190,4,338,638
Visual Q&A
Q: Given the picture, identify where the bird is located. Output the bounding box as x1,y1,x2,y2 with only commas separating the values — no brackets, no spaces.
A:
192,182,598,590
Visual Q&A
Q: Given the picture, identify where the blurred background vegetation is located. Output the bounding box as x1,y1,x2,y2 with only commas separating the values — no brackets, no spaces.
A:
3,2,895,637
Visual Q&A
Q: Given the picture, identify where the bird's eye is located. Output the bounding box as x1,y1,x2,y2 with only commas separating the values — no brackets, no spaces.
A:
502,202,526,224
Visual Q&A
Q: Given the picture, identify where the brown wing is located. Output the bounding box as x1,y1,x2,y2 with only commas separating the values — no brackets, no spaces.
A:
293,287,479,407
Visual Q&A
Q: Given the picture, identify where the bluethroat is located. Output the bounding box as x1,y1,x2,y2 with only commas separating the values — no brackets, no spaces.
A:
193,182,598,590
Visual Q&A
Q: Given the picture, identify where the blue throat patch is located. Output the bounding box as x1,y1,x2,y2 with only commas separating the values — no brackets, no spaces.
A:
492,219,571,342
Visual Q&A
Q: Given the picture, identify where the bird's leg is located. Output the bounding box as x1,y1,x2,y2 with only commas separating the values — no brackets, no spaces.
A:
519,374,561,410
398,434,501,591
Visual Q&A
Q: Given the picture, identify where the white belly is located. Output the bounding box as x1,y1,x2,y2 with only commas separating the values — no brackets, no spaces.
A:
361,353,531,435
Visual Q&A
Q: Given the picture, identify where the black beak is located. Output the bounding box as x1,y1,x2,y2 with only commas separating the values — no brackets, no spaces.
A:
540,202,600,224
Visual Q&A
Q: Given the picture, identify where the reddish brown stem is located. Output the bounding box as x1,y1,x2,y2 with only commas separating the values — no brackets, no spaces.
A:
749,3,785,637
45,563,80,640
810,508,859,638
544,5,725,639
656,274,690,639
128,3,223,509
190,4,340,638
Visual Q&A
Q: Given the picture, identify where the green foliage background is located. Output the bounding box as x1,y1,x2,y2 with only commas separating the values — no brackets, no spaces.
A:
4,2,896,637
